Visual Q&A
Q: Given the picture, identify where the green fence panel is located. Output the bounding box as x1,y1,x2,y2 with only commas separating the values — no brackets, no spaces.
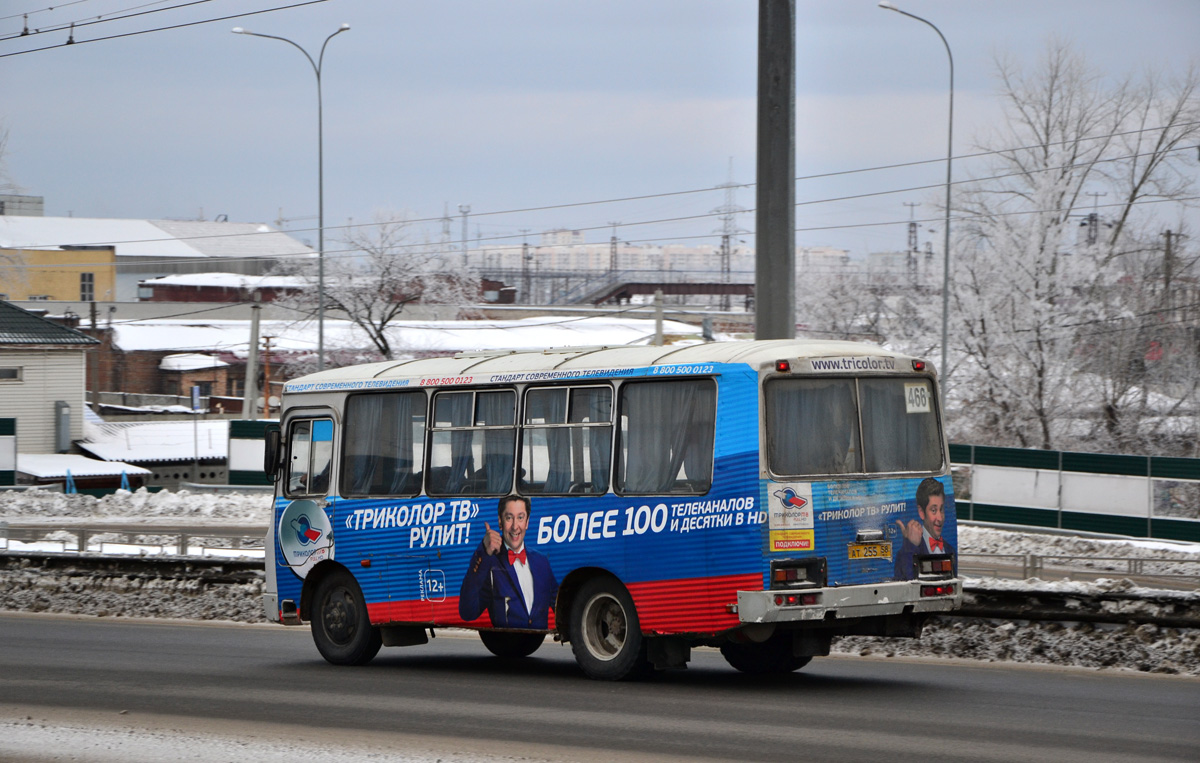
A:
969,503,1059,528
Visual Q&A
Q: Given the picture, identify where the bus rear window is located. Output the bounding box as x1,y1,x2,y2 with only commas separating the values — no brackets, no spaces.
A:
766,377,942,477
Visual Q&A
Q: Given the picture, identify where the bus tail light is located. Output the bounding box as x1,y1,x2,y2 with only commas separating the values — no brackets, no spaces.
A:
918,557,954,575
774,592,821,607
771,558,826,589
920,584,956,597
775,359,791,373
912,359,927,371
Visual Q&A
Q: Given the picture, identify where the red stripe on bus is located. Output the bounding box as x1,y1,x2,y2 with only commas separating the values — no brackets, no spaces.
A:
367,573,761,634
628,573,761,633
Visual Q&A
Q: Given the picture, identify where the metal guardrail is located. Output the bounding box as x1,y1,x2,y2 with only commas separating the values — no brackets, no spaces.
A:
0,522,266,557
959,553,1200,588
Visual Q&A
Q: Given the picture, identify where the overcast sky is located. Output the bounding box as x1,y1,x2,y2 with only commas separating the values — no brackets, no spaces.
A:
3,0,1197,259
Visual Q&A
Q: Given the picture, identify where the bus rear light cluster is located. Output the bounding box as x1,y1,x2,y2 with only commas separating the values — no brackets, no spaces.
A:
770,558,826,589
774,592,820,607
775,359,791,373
912,359,927,371
920,584,955,597
919,558,954,575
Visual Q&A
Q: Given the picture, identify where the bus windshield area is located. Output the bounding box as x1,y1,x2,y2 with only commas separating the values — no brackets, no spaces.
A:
765,376,943,477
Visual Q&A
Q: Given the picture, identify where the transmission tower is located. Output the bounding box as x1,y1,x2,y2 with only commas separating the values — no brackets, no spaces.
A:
712,159,747,311
608,222,621,274
904,202,920,283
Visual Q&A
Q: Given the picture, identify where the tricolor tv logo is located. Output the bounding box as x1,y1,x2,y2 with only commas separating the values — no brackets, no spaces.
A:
769,483,815,531
774,487,808,510
278,499,333,578
290,515,323,545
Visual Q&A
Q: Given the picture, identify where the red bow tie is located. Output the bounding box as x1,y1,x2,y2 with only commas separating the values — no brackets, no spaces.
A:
508,548,527,566
929,538,944,552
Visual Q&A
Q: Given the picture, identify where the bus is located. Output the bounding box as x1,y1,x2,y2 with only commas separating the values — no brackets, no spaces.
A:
262,339,961,679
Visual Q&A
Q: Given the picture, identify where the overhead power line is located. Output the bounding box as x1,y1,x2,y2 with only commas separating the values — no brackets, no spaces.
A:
0,1,213,43
4,192,1196,274
0,0,328,58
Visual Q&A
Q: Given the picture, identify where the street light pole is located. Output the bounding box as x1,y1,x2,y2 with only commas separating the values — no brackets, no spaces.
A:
233,23,350,373
878,1,953,401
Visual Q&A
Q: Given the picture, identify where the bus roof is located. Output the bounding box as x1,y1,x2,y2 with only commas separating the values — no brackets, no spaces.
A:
285,339,923,389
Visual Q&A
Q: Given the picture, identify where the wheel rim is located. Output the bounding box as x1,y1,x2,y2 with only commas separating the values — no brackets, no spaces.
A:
321,584,359,646
580,592,627,661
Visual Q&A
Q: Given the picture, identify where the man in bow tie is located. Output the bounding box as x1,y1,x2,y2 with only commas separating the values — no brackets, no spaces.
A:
893,477,956,581
458,495,558,629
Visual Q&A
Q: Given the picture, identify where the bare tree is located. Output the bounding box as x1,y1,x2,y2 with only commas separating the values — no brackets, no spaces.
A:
275,212,478,368
949,41,1200,453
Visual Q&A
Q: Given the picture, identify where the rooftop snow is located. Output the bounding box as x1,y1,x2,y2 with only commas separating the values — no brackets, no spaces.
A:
138,272,307,289
106,315,708,356
16,453,151,478
159,353,230,371
78,420,229,463
0,216,312,260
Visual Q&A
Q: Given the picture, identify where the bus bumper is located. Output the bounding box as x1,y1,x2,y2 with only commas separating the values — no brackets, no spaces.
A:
736,579,963,624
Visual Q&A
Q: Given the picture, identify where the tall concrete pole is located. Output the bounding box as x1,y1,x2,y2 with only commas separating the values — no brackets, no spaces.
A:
754,0,796,340
242,302,262,420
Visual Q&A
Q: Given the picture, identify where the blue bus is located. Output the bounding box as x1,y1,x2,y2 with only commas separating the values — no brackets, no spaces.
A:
263,339,961,679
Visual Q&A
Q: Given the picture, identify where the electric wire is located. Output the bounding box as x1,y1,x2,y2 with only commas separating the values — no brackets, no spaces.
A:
0,1,213,43
6,136,1196,264
0,0,327,58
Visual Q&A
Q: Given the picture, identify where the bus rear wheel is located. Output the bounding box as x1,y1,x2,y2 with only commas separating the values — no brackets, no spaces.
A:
479,631,546,658
311,569,382,666
569,576,644,681
720,631,812,674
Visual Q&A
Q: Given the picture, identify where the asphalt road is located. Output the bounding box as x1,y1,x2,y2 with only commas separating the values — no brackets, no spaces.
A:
1,613,1197,762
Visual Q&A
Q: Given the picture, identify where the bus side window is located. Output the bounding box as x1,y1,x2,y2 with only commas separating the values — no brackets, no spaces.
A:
520,385,612,495
615,379,715,495
341,391,427,497
428,389,516,496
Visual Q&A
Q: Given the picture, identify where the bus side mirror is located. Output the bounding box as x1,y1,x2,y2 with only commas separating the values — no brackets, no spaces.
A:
264,423,282,479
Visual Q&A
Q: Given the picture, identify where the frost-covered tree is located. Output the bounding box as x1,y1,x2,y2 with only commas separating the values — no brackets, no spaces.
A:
274,212,478,367
948,42,1200,453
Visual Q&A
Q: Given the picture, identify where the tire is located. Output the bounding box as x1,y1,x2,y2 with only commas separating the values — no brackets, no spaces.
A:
479,631,546,658
310,569,382,666
569,575,644,681
720,631,812,674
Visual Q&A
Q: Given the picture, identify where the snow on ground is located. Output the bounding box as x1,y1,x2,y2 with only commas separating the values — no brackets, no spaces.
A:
2,488,1199,676
0,486,272,524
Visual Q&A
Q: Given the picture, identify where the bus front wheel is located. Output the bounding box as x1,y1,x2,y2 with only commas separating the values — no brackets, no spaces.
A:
720,631,812,674
311,569,382,666
569,576,644,680
479,631,545,658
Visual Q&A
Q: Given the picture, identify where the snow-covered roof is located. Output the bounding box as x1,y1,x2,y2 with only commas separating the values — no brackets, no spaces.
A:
17,453,151,478
105,315,711,357
159,353,229,371
78,420,229,463
0,216,312,260
139,272,307,290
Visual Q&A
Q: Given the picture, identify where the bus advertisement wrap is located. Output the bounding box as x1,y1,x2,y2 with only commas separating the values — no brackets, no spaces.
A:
264,341,961,678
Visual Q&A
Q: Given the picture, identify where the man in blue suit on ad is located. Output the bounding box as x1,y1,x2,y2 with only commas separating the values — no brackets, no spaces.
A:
893,477,956,581
459,495,558,629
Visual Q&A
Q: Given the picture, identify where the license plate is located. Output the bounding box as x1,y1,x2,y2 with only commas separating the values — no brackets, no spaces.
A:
848,542,892,560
